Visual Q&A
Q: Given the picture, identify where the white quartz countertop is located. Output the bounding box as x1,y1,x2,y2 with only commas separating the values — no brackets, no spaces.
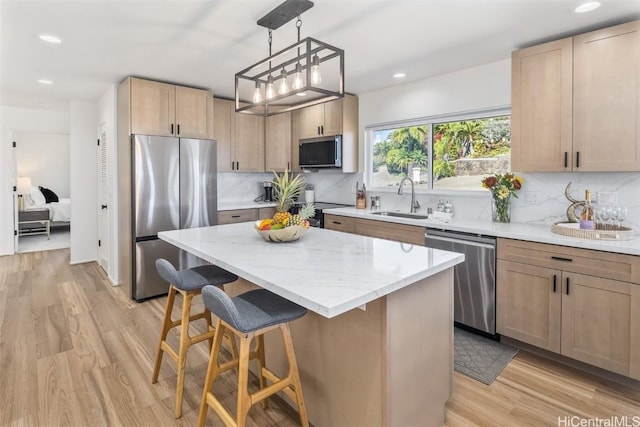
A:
324,207,640,256
158,223,465,318
218,201,277,211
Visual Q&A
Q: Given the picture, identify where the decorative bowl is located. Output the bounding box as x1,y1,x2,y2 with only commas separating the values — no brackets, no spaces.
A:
255,224,306,243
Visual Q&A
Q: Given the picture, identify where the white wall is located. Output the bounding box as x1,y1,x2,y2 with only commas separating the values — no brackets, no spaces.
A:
69,101,98,264
0,106,69,255
97,84,119,283
16,132,70,197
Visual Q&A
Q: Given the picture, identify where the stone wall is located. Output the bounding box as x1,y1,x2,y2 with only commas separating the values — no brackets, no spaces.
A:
454,154,511,176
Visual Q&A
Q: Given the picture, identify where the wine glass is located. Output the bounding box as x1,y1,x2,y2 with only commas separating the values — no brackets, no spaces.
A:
615,206,628,228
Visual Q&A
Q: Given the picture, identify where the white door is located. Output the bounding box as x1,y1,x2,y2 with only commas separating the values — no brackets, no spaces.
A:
97,127,109,272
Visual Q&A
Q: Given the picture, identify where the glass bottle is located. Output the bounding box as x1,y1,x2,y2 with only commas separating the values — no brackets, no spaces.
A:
579,190,595,230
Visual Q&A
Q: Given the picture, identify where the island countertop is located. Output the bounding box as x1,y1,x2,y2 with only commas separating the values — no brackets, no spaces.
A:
158,223,465,318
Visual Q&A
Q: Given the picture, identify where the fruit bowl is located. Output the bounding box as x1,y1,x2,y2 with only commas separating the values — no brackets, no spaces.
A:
255,224,306,243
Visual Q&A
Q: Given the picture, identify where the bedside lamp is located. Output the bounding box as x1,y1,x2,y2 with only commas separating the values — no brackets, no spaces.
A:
16,176,32,211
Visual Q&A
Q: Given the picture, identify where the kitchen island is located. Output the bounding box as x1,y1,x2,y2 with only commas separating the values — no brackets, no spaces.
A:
159,223,464,427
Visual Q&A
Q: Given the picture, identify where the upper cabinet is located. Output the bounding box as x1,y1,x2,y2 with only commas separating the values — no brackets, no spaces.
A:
265,112,292,172
129,77,213,139
213,98,265,173
292,95,359,173
511,20,640,172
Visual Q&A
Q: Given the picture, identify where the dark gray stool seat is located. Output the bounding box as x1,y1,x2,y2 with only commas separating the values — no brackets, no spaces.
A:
202,286,307,333
156,258,238,291
198,286,309,427
151,258,239,419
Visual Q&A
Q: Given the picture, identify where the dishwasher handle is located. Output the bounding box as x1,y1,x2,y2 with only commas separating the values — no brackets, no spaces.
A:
425,233,496,250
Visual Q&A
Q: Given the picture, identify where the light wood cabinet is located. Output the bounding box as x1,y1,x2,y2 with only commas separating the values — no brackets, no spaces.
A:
217,209,259,225
129,77,213,139
292,95,359,173
497,238,640,379
265,112,292,172
511,20,640,172
324,214,424,246
213,98,265,172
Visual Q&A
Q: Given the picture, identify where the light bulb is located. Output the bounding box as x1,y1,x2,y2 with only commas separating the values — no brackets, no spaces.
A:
265,75,275,100
311,55,321,85
292,63,304,90
278,67,289,95
252,82,262,103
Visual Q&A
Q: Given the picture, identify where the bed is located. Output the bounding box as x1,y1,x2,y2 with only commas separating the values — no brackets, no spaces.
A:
24,186,71,224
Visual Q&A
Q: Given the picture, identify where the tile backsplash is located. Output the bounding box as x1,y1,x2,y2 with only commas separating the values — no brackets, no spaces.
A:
218,171,639,230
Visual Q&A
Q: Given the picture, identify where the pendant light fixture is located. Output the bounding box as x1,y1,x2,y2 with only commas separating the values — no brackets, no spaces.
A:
235,0,344,116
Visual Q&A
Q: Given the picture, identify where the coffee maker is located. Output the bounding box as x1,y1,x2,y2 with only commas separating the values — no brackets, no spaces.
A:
263,181,274,202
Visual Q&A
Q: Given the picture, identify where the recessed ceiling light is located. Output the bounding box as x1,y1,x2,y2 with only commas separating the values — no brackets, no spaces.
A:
296,92,307,96
38,33,62,44
574,1,601,13
37,79,54,85
393,72,407,79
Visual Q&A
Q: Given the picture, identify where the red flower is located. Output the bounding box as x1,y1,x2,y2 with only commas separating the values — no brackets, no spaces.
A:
482,176,497,189
513,179,522,190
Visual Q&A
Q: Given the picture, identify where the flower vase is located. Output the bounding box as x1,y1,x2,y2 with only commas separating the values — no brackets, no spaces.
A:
492,197,511,223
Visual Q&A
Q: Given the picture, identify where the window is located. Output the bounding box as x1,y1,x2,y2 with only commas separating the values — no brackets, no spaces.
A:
367,110,511,192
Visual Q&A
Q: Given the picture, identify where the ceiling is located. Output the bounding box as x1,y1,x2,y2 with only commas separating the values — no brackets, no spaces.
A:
2,0,639,111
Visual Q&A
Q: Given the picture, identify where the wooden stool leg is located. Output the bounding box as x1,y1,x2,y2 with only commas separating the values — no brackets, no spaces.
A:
236,333,253,427
256,334,268,409
151,285,177,384
281,324,309,427
204,308,214,351
197,320,226,427
174,291,194,419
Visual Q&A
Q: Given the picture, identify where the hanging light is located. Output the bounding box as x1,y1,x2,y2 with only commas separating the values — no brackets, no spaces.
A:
235,0,345,116
278,67,289,95
252,81,262,103
310,54,321,85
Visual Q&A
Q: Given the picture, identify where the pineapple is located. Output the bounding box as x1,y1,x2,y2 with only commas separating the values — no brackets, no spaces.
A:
286,203,316,228
271,168,305,225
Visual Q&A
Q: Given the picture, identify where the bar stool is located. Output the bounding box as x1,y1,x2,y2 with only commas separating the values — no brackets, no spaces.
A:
151,258,239,419
197,285,309,427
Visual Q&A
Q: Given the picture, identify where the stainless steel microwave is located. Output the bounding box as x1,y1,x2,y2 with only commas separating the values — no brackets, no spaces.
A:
299,135,342,168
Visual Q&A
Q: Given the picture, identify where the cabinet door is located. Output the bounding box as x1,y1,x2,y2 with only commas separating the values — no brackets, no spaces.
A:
322,99,343,136
296,104,323,139
355,218,424,245
561,272,638,378
217,209,258,224
234,113,265,172
573,21,640,172
265,112,292,172
175,86,213,139
324,214,356,233
511,38,573,172
213,98,234,172
496,260,562,352
130,78,175,136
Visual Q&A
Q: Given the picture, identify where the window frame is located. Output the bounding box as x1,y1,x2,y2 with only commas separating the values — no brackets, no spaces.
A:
364,106,511,195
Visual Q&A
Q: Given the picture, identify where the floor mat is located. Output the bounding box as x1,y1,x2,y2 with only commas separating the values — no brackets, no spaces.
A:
454,327,518,385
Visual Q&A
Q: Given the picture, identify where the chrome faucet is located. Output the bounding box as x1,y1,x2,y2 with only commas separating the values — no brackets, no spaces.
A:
398,176,420,213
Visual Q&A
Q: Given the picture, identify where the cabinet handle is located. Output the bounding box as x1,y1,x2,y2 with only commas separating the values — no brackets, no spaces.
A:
551,256,573,262
287,161,290,170
576,151,580,168
566,277,570,295
321,125,324,135
317,126,320,135
236,161,239,170
231,161,235,170
177,124,180,135
552,274,557,293
332,221,342,225
171,124,174,134
564,152,568,168
231,215,241,218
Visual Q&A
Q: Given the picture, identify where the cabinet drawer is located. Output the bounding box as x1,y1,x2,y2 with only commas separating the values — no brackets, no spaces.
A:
498,238,640,284
218,209,258,225
324,214,356,233
355,218,424,246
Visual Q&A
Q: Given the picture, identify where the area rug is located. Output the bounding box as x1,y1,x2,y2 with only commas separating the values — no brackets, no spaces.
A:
18,227,70,253
454,327,518,385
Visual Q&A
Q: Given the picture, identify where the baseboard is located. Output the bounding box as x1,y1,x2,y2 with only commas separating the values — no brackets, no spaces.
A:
502,336,640,389
69,258,96,266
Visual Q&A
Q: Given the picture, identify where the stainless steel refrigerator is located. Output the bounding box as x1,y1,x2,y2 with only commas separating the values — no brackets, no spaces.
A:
131,135,217,301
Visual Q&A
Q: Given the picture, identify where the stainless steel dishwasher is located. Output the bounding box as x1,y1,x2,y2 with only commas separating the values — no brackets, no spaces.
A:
424,228,497,335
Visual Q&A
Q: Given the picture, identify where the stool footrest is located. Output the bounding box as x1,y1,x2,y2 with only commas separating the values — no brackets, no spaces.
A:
260,367,297,404
161,342,179,363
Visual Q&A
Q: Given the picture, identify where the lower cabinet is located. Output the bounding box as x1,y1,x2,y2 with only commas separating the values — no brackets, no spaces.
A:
497,238,640,379
218,207,276,225
324,214,424,246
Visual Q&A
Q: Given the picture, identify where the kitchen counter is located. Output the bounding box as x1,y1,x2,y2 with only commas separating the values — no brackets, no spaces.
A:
159,223,464,426
217,201,277,211
324,207,640,256
158,223,464,318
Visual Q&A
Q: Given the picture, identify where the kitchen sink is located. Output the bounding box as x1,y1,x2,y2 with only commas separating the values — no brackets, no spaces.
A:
371,211,430,220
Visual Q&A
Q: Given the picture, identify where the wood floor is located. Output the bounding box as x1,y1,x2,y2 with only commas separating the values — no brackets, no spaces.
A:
0,249,638,426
